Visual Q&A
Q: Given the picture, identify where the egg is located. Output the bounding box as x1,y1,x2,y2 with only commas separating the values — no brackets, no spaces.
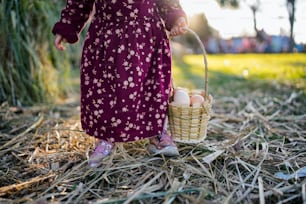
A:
173,89,190,106
190,94,205,107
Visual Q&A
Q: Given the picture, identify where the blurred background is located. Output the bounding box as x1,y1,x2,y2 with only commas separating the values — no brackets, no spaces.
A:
178,0,305,54
0,0,305,106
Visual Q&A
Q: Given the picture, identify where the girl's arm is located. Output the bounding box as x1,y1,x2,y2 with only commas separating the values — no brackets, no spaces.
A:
52,0,95,44
157,0,187,34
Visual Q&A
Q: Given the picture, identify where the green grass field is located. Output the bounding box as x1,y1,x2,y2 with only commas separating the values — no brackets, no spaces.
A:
172,53,306,97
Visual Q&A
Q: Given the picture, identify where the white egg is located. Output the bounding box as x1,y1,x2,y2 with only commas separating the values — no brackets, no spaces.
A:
173,89,190,106
190,94,204,107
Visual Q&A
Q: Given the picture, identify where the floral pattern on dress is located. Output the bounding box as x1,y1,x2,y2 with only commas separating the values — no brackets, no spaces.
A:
53,0,186,142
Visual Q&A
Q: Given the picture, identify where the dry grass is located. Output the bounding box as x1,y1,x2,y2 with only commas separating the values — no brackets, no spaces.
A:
0,90,305,203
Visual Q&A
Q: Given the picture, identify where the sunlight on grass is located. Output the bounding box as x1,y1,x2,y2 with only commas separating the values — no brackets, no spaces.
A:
172,59,206,90
172,54,306,97
184,54,306,80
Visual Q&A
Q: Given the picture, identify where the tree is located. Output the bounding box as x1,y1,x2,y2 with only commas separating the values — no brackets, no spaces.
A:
188,14,217,41
215,0,239,8
178,13,218,53
248,0,260,34
217,0,297,52
216,0,260,35
286,0,296,51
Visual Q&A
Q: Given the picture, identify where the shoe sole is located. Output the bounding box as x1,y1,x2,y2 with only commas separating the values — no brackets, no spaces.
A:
88,151,112,168
147,144,180,157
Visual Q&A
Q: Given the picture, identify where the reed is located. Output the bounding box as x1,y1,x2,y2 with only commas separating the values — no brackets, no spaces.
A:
0,0,77,105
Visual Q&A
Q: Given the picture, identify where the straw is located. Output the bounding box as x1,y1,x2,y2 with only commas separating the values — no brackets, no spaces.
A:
0,84,305,203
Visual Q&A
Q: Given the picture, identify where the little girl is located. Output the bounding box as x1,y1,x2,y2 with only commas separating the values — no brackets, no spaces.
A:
53,0,187,167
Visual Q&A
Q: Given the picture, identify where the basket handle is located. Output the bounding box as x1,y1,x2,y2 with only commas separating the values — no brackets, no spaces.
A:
181,27,209,99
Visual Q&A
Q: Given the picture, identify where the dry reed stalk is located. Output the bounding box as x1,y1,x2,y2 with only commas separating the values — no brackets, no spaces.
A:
258,176,265,204
0,114,44,152
302,184,306,203
0,90,305,203
0,173,55,196
123,171,165,204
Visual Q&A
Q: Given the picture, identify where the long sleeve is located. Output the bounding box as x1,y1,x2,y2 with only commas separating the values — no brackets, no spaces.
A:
157,0,187,31
52,0,95,43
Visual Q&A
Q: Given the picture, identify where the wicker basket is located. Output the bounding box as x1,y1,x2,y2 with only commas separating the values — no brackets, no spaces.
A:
168,28,213,143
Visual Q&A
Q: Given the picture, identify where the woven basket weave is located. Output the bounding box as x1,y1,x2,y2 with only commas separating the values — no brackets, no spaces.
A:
168,28,213,143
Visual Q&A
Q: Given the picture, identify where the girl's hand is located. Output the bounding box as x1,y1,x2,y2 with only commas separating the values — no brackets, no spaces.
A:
54,34,67,51
170,17,188,37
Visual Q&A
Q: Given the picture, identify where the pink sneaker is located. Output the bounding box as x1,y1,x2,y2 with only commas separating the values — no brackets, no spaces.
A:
147,132,179,157
88,140,114,167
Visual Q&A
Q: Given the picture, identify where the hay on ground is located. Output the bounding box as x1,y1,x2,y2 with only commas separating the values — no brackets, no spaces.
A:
0,91,305,203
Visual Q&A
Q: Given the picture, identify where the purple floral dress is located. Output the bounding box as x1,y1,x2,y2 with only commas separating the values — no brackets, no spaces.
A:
53,0,186,143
